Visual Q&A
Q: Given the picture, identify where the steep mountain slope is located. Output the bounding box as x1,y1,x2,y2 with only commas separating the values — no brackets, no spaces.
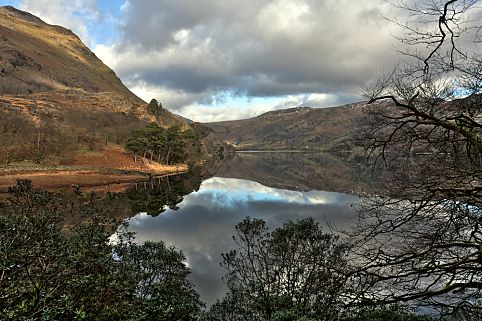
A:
0,6,225,167
0,6,137,98
0,6,184,124
206,103,366,151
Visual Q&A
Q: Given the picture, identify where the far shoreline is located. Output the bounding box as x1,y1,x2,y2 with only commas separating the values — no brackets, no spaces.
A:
236,150,353,153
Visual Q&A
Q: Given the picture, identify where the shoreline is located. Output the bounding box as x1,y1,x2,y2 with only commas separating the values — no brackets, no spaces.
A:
235,150,353,154
0,165,189,192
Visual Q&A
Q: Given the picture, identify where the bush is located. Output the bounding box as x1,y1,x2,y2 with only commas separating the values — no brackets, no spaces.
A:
0,179,202,320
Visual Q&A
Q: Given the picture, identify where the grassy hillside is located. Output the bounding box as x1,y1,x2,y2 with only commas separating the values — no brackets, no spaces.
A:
205,103,367,151
0,6,227,168
0,6,139,97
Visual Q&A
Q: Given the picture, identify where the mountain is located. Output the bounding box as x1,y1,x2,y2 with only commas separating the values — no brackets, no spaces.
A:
205,103,367,151
0,6,139,99
0,6,226,168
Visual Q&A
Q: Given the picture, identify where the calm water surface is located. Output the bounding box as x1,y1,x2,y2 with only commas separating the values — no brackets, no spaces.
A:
123,153,365,305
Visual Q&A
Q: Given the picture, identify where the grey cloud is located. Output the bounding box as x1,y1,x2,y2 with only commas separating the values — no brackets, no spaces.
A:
120,0,253,50
16,0,405,119
96,0,401,118
133,64,234,94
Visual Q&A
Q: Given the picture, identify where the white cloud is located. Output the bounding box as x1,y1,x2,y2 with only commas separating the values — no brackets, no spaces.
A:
257,0,311,37
192,177,341,205
180,102,273,123
176,92,347,122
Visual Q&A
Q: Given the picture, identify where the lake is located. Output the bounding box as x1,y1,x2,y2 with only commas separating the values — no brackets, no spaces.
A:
119,152,367,305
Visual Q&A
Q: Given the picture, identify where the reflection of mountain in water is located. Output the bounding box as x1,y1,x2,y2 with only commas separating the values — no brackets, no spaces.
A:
61,152,372,221
214,152,373,194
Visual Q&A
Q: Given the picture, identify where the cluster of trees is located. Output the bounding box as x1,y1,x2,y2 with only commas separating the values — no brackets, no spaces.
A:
0,111,69,165
213,218,347,320
126,123,202,165
0,181,427,321
0,112,36,164
67,109,145,152
0,180,203,320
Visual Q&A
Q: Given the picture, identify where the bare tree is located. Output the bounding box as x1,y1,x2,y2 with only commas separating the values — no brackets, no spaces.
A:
349,0,482,318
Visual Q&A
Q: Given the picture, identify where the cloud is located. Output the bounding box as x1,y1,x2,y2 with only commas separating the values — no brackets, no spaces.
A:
18,0,401,120
178,92,351,122
94,0,400,120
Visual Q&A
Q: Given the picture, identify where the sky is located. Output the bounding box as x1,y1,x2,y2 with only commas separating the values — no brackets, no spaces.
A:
0,0,402,122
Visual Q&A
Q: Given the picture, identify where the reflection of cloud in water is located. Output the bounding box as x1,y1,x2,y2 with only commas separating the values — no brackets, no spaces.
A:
126,177,359,306
193,177,347,206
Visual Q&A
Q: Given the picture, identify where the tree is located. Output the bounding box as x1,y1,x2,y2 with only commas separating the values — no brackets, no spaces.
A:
208,217,348,321
147,98,163,120
344,306,433,321
349,0,482,318
32,122,57,164
114,236,203,321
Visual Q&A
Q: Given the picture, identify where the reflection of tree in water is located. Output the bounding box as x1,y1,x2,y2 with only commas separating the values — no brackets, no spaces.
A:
126,171,203,217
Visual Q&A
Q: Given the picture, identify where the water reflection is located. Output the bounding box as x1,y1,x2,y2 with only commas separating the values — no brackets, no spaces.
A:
126,176,359,305
127,174,202,216
214,152,373,193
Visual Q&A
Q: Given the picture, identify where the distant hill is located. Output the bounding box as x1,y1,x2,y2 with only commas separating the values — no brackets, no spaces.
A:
205,103,367,151
0,6,226,166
